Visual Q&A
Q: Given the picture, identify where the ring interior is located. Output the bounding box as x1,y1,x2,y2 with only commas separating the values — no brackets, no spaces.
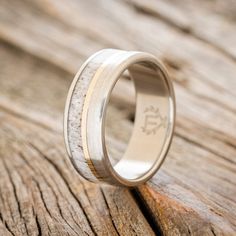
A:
108,61,172,180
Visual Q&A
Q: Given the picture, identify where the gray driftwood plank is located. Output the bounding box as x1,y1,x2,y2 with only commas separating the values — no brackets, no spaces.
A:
0,0,235,235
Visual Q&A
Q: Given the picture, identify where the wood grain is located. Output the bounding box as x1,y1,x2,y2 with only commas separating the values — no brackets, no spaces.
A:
0,0,236,235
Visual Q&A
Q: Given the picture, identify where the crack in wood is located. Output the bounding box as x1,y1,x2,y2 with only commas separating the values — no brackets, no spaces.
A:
131,189,162,236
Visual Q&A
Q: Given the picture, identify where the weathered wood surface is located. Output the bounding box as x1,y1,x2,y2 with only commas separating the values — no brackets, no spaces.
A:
0,0,236,235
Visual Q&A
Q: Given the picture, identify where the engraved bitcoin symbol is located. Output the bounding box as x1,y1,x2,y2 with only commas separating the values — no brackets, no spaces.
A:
141,106,167,135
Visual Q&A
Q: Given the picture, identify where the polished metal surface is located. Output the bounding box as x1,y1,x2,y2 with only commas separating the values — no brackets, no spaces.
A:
64,49,176,186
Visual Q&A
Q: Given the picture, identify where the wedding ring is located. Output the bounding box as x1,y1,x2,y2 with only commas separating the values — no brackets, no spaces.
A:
64,49,175,186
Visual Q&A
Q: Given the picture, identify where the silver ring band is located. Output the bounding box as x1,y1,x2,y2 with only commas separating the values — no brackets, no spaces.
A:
64,49,175,186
